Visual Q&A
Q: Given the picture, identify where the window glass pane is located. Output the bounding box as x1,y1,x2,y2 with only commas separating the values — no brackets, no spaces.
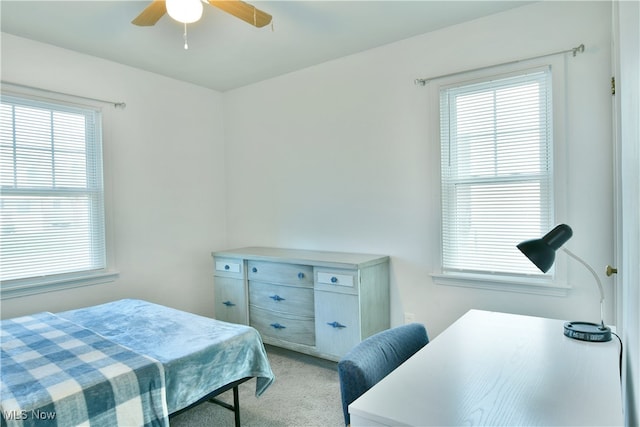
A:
440,68,553,277
53,111,88,188
0,95,105,283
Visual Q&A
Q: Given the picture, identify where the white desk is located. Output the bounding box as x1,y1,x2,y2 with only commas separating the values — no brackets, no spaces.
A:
349,310,623,426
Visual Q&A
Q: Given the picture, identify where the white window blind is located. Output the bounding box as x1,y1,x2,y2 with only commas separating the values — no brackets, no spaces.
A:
440,68,553,277
0,94,106,283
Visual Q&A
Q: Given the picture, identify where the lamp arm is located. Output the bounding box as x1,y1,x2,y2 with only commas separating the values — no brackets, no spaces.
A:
561,247,605,303
561,247,609,329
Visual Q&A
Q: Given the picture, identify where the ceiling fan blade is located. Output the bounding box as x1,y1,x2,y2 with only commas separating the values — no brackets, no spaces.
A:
208,0,272,28
132,0,167,26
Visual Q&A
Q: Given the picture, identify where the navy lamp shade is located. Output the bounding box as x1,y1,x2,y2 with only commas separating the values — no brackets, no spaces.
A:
516,224,573,273
517,224,612,342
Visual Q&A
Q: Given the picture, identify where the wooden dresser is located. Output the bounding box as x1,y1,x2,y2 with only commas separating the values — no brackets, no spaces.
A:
212,247,390,361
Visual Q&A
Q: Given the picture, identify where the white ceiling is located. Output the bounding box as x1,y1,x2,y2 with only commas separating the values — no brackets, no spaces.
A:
1,1,533,92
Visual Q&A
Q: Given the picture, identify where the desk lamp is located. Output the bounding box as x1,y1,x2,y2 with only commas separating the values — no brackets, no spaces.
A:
517,224,612,342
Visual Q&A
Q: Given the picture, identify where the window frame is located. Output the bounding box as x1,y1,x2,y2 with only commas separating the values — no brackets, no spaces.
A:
0,90,118,299
429,56,569,296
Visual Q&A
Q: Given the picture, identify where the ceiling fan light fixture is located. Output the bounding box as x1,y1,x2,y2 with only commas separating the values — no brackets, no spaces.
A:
166,0,203,24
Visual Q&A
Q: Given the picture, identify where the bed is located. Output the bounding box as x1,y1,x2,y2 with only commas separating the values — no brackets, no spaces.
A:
1,299,275,426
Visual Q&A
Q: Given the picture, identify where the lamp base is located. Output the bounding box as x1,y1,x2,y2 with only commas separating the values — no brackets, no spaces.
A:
563,321,612,342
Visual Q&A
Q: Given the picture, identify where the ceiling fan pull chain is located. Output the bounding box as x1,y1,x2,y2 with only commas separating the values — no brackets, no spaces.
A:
183,22,189,50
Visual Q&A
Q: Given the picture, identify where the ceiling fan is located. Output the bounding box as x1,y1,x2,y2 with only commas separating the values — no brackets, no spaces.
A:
132,0,273,28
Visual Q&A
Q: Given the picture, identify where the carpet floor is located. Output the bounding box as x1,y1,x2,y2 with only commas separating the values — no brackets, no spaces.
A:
170,345,345,427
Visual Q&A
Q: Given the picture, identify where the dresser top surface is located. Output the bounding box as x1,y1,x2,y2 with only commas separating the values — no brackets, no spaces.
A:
212,247,389,269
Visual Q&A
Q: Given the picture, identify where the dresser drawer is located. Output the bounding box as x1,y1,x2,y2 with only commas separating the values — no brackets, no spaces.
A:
250,306,315,346
214,276,247,325
249,281,314,317
248,261,313,287
315,290,361,358
214,257,244,279
315,268,358,295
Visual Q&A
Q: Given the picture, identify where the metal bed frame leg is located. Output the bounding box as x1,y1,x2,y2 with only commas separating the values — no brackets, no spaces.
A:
170,377,249,427
233,385,240,427
208,385,241,427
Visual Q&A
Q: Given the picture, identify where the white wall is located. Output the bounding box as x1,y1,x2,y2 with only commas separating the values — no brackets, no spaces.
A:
222,1,616,336
0,34,228,318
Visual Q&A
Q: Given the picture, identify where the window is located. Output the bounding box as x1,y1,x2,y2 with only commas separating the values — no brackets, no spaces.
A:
439,67,554,279
0,94,110,293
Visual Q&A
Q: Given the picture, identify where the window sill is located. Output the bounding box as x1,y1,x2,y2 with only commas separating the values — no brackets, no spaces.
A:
1,270,120,299
431,272,571,297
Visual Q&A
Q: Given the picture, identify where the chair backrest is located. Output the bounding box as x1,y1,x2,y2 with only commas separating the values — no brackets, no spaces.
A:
337,323,429,425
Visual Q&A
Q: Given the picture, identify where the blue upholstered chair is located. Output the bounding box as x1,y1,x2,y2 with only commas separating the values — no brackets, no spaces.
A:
337,323,429,426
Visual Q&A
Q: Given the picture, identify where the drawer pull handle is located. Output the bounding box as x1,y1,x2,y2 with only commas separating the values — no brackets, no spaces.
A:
327,321,346,329
269,295,285,302
270,323,286,330
224,265,230,270
331,276,338,283
252,267,258,273
298,272,305,279
222,301,236,307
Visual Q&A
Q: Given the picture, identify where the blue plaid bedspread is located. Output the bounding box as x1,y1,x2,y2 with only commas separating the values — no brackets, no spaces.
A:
58,299,275,414
0,312,169,427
